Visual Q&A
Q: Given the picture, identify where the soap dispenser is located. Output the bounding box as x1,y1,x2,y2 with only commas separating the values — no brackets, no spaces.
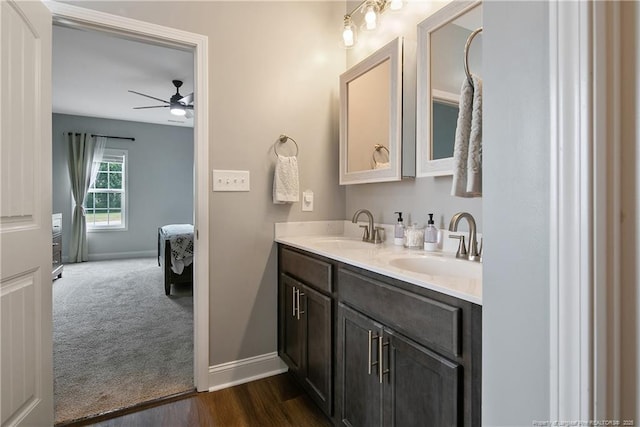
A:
424,213,439,251
393,212,405,246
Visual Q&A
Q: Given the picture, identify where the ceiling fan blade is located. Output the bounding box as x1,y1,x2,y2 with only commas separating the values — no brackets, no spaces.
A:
179,92,194,105
185,109,194,119
128,90,170,104
133,105,169,110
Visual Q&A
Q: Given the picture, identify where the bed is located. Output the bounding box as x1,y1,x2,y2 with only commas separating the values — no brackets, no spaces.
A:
158,224,194,295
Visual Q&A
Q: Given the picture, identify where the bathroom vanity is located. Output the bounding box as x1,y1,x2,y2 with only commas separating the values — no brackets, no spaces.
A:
276,224,482,426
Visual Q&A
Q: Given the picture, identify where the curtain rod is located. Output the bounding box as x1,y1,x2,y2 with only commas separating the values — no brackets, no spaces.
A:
66,132,135,141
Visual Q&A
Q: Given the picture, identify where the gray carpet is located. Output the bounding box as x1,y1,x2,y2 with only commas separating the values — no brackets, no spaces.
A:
53,257,193,424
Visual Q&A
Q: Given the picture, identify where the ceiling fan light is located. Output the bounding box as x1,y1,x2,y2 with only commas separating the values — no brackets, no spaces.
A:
170,103,186,116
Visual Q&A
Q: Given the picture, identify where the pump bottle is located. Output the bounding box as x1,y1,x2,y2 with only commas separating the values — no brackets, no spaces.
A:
424,213,439,251
393,212,405,246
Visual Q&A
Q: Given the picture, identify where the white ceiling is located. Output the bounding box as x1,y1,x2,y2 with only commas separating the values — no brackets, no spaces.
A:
52,25,194,128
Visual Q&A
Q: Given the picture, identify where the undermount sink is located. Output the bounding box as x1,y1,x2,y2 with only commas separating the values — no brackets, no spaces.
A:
310,236,377,250
388,255,481,280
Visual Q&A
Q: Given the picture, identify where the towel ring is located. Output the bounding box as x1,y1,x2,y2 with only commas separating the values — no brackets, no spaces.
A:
372,144,389,164
464,27,483,86
274,134,299,157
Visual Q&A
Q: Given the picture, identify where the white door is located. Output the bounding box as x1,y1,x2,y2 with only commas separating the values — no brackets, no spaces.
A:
0,0,53,425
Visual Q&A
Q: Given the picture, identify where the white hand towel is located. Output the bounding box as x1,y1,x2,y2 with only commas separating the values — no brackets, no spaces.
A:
466,75,482,194
374,161,390,169
451,74,482,197
273,154,299,204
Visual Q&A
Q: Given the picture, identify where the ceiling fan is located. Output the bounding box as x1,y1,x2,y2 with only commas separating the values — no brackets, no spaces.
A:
129,80,194,118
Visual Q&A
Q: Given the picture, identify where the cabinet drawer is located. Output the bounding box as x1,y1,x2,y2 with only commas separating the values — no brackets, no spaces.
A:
281,247,332,293
338,268,461,357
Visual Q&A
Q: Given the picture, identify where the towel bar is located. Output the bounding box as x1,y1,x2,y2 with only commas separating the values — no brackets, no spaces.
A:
464,27,483,86
274,134,299,157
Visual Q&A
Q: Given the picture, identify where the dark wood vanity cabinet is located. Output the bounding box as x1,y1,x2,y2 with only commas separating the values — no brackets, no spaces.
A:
338,303,462,426
336,266,481,427
278,247,334,417
277,244,481,426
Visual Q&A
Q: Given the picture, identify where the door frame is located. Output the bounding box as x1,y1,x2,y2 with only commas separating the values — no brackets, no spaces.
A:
46,1,210,392
549,0,623,419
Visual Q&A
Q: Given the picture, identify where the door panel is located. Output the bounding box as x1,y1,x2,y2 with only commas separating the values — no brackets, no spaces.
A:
280,274,303,375
384,329,462,427
0,0,53,425
338,303,383,427
302,284,332,414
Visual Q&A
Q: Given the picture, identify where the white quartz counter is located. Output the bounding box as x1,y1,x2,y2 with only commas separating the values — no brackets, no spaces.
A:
275,221,482,305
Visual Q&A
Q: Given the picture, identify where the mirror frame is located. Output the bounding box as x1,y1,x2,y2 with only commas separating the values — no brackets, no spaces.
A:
339,37,403,185
416,0,481,177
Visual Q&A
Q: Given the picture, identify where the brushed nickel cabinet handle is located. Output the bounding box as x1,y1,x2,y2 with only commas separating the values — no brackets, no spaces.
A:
297,291,305,320
292,287,297,318
368,330,373,375
379,337,390,384
368,330,379,375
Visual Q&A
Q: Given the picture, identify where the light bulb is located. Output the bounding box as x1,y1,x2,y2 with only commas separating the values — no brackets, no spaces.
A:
390,0,402,10
340,15,357,49
343,27,354,47
170,104,186,116
364,4,377,30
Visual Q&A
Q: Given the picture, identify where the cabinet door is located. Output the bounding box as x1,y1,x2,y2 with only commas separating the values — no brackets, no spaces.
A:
301,284,332,415
337,303,384,427
383,329,462,427
280,274,303,375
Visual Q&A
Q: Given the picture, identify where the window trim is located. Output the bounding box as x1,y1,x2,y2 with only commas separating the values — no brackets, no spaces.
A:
85,148,128,232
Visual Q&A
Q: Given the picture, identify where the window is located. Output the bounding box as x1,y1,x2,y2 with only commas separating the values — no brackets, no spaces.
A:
85,149,127,230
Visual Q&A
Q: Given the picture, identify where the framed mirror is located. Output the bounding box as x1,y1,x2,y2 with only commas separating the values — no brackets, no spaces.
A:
416,1,482,177
339,37,403,185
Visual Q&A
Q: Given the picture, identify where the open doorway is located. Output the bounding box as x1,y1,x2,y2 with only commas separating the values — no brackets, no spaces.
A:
51,23,197,424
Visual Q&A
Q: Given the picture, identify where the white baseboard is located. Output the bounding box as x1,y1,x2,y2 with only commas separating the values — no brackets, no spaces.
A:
208,352,288,392
85,250,156,262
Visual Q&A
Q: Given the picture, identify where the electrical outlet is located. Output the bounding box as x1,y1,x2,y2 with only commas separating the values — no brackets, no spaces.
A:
212,170,250,192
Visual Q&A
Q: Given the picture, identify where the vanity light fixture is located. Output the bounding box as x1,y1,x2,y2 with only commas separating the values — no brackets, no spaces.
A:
340,0,401,48
389,0,403,11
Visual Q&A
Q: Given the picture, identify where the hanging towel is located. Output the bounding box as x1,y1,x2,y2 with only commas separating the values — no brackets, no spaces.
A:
374,161,390,169
451,74,482,197
273,154,299,204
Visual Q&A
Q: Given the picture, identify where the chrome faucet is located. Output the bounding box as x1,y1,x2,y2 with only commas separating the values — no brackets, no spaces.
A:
351,209,382,243
448,212,481,262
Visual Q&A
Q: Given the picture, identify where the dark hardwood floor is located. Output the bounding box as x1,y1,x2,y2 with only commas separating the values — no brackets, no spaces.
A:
74,373,331,427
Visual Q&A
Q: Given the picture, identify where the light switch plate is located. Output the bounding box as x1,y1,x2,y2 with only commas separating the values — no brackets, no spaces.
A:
302,190,314,211
213,170,250,192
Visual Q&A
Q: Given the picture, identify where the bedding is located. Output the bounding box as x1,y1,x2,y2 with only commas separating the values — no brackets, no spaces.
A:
158,224,194,295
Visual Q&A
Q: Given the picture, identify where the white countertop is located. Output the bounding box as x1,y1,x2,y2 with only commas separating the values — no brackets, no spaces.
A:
275,221,482,305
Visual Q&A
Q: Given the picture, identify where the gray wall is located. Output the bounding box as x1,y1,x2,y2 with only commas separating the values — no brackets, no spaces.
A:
52,113,194,261
66,1,347,366
483,1,550,423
